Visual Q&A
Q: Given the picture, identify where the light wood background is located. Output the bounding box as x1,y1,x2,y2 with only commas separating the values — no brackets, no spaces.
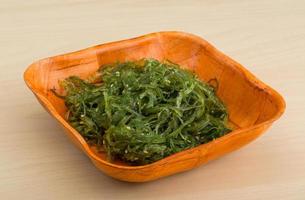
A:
1,0,305,199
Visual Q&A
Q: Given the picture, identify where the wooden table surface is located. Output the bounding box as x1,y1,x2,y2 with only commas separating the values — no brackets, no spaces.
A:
1,0,305,199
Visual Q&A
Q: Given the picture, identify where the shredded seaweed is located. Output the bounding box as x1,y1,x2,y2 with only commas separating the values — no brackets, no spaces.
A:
60,59,231,165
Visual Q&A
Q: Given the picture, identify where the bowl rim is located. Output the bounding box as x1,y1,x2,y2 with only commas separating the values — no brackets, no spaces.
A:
24,31,286,169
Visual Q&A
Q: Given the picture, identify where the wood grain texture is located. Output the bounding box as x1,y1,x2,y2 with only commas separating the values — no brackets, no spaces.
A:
1,0,305,198
24,31,285,182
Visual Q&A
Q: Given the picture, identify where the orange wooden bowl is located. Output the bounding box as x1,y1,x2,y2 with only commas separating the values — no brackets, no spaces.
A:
24,32,285,182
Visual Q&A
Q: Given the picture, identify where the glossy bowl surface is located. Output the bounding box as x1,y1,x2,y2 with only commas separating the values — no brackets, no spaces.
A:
24,32,285,182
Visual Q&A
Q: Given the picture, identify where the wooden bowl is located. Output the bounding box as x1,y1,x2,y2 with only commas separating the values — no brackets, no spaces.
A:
24,31,285,182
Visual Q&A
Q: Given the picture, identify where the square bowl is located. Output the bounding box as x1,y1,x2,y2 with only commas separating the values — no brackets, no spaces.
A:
24,32,285,182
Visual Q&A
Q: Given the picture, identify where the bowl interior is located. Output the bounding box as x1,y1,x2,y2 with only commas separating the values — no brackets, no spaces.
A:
24,32,284,166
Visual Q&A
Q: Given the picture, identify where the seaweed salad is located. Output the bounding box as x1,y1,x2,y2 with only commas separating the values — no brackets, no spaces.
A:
59,59,231,165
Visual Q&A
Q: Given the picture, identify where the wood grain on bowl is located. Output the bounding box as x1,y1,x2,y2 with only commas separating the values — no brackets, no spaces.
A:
24,32,285,182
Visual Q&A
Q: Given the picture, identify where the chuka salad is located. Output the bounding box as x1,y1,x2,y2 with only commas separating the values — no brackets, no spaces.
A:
58,59,231,165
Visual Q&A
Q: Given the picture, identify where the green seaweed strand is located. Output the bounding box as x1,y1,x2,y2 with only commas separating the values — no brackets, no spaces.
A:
62,59,231,165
